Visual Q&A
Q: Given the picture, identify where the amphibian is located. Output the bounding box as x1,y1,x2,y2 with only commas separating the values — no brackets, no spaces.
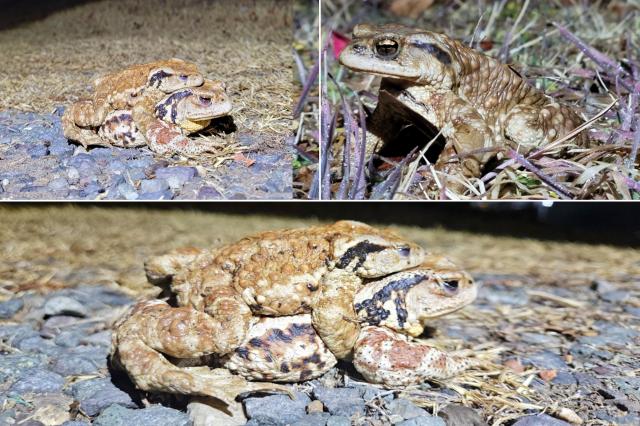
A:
339,24,589,178
97,79,232,154
111,221,476,405
62,58,204,149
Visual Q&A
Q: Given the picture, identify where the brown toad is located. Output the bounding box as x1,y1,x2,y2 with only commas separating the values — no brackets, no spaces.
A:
339,24,589,178
98,79,232,154
62,58,204,149
111,221,477,406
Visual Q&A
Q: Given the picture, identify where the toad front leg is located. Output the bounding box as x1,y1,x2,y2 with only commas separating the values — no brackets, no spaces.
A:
111,299,293,405
353,326,473,386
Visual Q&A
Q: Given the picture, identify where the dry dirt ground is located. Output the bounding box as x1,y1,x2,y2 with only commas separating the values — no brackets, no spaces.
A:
0,206,639,425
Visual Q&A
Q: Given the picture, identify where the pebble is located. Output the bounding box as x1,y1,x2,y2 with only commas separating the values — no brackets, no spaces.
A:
292,412,331,426
523,350,568,371
51,345,109,376
438,405,486,426
512,414,569,425
93,404,190,426
244,391,310,424
313,386,366,417
0,298,24,319
140,178,169,194
155,166,197,189
0,354,49,382
397,417,446,426
70,377,137,417
307,400,324,413
326,416,351,426
9,368,65,394
387,398,427,420
44,296,88,317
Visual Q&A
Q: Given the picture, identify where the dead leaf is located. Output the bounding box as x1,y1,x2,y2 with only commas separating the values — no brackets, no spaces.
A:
232,153,256,167
389,0,435,19
504,358,525,373
539,369,557,382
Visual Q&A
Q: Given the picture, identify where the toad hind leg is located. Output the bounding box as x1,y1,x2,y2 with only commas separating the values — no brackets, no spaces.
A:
61,107,112,148
112,300,292,404
352,326,472,387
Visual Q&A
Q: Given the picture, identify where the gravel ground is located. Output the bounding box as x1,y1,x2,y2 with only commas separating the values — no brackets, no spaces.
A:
1,275,637,425
0,110,292,200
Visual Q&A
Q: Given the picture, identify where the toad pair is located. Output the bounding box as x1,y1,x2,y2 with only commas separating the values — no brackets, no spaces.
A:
62,59,232,155
111,221,478,405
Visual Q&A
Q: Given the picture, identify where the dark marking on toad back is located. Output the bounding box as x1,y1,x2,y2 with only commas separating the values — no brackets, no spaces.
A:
412,42,452,65
148,70,171,88
337,240,387,269
355,273,427,327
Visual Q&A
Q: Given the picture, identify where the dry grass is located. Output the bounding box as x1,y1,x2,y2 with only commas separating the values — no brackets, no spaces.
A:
322,0,640,199
0,0,294,145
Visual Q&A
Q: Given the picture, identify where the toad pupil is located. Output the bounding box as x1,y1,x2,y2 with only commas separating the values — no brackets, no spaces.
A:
199,96,212,105
376,40,399,58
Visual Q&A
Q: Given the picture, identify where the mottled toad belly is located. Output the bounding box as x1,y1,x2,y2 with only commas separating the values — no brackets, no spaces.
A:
225,315,337,382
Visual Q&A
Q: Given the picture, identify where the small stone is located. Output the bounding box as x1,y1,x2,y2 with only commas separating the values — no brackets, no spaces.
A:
44,296,88,317
600,290,630,303
292,412,331,426
70,377,136,417
307,400,324,414
438,404,486,426
313,386,365,417
326,416,351,426
512,414,570,426
51,345,109,375
398,417,446,426
9,368,64,394
0,353,48,382
48,177,69,191
140,178,169,194
244,391,310,424
117,182,138,200
155,166,197,189
80,330,112,347
61,422,91,426
0,298,24,319
523,350,568,371
137,190,174,200
197,186,222,199
387,398,427,420
94,404,190,426
552,371,577,386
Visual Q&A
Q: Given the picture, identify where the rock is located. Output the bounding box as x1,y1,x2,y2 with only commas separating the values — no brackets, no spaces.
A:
512,414,570,425
117,182,138,200
44,296,88,317
80,330,112,347
9,368,65,394
0,298,24,319
48,177,69,191
0,324,40,347
307,400,324,414
438,405,486,426
313,386,365,417
244,391,310,424
387,399,427,420
138,190,174,200
51,345,109,375
600,290,630,303
41,315,82,338
140,178,169,194
61,422,91,426
482,285,529,306
326,416,351,426
15,335,62,356
552,371,577,386
293,412,331,426
398,417,446,426
55,329,89,347
94,404,190,426
0,354,49,382
70,377,136,417
155,166,197,189
523,350,568,371
197,186,222,199
66,167,80,184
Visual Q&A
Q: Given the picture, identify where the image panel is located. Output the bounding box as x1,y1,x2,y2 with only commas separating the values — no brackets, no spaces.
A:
0,0,295,200
0,202,638,425
293,0,320,199
320,0,640,200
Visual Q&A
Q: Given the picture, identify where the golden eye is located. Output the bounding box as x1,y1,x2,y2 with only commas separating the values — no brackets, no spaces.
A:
375,39,399,59
442,280,459,295
199,96,212,105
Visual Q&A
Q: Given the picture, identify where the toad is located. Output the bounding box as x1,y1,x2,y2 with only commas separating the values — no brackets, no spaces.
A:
339,24,589,178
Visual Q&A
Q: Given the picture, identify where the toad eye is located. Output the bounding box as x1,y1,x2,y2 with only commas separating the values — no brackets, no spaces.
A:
199,96,212,105
179,74,188,81
442,280,459,295
375,39,399,59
